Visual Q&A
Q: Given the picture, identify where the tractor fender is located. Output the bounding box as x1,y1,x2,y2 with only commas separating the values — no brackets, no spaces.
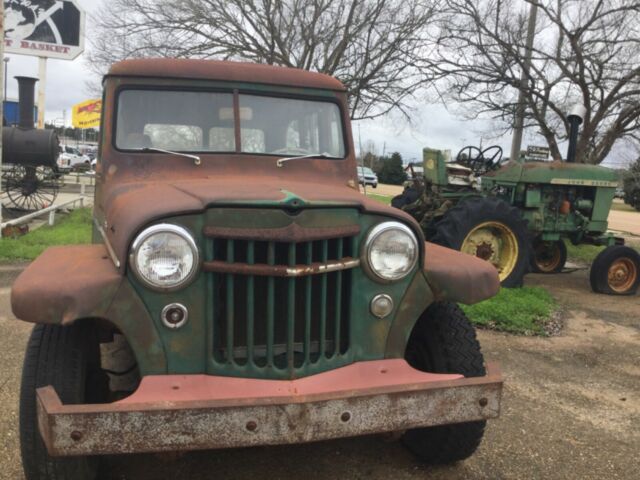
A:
11,245,167,374
423,242,500,305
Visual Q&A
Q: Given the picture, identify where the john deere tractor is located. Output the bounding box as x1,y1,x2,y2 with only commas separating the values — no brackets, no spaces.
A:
394,107,640,295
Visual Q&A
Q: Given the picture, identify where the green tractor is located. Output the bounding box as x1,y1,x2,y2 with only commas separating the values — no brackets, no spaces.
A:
393,108,640,295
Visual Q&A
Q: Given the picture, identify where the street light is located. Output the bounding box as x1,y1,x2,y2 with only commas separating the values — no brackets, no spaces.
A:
3,57,9,101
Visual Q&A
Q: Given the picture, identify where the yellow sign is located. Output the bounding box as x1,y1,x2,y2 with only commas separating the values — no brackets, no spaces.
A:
72,99,102,129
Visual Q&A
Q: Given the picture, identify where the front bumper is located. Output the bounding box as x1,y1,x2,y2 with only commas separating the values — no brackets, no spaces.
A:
37,359,502,456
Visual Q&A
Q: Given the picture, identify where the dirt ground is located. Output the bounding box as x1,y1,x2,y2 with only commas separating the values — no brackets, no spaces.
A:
1,262,639,479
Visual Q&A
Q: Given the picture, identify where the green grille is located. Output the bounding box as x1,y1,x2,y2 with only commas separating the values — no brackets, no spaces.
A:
210,236,356,377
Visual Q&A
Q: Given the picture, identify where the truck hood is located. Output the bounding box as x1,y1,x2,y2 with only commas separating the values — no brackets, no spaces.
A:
98,176,418,271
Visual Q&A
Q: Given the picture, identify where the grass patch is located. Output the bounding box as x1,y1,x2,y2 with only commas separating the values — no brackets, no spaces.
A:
564,240,605,264
610,201,637,212
461,286,558,335
365,193,393,205
0,208,92,261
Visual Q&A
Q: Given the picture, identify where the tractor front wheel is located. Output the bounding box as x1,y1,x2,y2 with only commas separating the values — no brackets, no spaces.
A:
590,245,640,295
532,239,567,273
430,197,530,287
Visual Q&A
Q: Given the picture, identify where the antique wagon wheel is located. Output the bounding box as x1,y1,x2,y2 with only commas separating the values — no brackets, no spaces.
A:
1,165,60,211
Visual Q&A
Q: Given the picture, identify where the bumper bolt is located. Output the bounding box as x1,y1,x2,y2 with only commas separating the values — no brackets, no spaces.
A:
70,431,83,442
340,412,351,422
479,397,488,407
246,420,258,432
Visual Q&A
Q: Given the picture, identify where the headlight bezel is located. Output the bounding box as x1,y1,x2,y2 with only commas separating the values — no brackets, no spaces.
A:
129,223,200,292
363,221,419,282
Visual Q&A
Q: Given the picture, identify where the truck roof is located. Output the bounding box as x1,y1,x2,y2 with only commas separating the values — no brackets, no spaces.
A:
106,58,346,92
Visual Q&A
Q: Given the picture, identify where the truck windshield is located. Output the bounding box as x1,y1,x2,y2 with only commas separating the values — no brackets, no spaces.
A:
115,89,345,158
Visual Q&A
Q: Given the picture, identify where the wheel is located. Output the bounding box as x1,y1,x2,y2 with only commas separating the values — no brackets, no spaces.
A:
1,166,60,211
391,186,420,209
20,324,103,480
589,245,640,295
403,302,486,464
430,197,530,287
372,183,377,189
532,239,567,273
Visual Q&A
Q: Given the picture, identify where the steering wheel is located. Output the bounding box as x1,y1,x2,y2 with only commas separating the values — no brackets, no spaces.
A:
480,146,503,172
270,146,313,155
456,146,483,166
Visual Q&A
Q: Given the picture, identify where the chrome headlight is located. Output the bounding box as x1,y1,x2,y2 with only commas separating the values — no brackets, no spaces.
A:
364,221,418,281
129,224,199,291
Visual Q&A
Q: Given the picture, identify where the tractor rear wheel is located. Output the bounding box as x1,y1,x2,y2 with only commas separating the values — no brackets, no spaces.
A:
430,197,530,287
532,239,567,273
590,245,640,295
403,302,486,464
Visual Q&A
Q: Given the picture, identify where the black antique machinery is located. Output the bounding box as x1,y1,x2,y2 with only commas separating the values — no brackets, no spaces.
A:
1,76,60,211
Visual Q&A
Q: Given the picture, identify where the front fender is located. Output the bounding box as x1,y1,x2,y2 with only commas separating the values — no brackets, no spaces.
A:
11,245,167,375
423,242,500,305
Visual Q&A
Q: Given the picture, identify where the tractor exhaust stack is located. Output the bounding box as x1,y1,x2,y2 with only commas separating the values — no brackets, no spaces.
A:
566,104,586,163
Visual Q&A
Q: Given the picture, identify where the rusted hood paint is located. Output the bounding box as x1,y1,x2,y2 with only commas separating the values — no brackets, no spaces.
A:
11,245,122,325
423,242,500,305
99,176,423,272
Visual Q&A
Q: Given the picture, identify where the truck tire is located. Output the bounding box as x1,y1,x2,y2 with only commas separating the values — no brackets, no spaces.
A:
20,324,101,480
402,302,486,464
430,197,530,287
590,245,640,295
532,239,567,273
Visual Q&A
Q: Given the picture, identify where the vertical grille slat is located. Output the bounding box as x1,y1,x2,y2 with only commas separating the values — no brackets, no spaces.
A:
225,240,235,365
246,241,255,365
266,241,275,367
210,228,355,376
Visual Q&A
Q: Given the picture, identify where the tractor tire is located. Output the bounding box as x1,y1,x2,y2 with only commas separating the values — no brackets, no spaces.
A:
403,302,486,464
532,239,567,273
391,186,420,209
589,245,640,295
430,197,530,287
20,324,102,480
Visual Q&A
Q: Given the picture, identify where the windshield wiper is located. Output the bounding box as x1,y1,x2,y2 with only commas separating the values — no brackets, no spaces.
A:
139,147,201,166
276,152,339,168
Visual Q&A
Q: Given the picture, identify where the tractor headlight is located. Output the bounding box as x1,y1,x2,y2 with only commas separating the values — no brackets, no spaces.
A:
364,222,418,281
130,224,199,291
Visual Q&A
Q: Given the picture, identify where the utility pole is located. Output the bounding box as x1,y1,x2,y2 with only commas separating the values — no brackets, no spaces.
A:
37,57,47,129
509,2,538,162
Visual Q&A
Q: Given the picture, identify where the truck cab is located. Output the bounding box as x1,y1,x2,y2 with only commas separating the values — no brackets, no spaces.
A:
12,59,502,479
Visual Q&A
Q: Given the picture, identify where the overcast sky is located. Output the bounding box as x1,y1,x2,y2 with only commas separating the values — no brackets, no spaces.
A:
3,0,633,168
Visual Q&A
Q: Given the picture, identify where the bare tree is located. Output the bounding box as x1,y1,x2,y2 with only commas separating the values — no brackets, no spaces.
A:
87,0,439,120
431,0,640,164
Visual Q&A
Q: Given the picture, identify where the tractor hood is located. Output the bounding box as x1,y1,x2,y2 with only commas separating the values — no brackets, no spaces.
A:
97,176,420,272
484,160,619,186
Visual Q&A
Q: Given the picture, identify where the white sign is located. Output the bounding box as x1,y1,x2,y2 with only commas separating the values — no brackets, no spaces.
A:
3,0,85,60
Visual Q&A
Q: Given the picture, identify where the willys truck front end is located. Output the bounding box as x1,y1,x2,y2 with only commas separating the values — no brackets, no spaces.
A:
11,59,502,478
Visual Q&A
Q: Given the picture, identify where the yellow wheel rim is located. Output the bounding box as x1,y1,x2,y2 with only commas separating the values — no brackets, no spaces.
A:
607,258,638,294
461,221,519,282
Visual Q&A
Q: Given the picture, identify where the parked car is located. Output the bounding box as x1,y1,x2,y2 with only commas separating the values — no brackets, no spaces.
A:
57,145,90,172
357,165,378,187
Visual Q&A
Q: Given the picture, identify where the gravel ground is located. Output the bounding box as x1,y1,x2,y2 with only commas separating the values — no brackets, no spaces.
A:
1,264,638,479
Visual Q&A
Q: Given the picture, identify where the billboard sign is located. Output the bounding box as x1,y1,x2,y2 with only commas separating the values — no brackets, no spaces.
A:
3,0,85,60
72,98,101,129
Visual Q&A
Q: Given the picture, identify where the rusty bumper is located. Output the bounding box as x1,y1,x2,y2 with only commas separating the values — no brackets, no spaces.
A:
37,359,502,456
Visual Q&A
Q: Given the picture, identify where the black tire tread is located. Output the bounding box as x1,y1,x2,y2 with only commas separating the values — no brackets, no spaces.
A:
430,196,530,287
403,302,486,464
20,324,97,480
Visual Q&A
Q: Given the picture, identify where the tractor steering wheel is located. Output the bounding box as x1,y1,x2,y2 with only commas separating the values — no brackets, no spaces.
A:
480,146,503,173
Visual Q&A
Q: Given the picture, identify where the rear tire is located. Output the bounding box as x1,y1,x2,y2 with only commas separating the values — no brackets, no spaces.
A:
590,245,640,295
403,302,486,464
391,186,420,209
430,197,530,287
20,324,101,480
532,239,567,273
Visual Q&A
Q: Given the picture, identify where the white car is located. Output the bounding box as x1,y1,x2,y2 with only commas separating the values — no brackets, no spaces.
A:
58,145,91,172
357,166,378,188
